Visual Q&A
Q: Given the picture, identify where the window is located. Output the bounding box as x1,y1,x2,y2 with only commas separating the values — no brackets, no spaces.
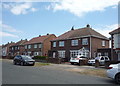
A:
58,51,65,58
71,40,78,46
53,42,56,47
18,47,19,50
59,41,64,47
104,52,108,56
39,44,42,48
28,45,31,49
102,40,105,46
15,47,17,50
82,38,88,45
70,50,79,57
12,47,14,50
34,52,39,56
34,44,37,48
25,45,27,49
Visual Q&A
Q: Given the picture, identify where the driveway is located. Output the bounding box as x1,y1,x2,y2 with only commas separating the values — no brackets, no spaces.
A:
2,59,117,84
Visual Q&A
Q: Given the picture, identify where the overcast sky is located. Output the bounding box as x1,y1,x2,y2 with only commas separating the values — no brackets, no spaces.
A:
1,0,119,45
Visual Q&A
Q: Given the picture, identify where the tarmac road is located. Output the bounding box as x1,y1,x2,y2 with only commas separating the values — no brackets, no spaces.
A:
2,59,117,85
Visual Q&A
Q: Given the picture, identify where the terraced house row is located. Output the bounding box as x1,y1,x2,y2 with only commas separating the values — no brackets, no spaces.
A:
2,25,120,62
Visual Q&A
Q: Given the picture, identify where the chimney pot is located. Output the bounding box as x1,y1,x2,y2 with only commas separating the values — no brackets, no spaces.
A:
86,24,90,28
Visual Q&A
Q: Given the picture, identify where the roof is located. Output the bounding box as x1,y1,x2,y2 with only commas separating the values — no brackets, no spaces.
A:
52,26,108,41
14,40,27,46
109,27,120,34
24,34,55,45
2,42,16,48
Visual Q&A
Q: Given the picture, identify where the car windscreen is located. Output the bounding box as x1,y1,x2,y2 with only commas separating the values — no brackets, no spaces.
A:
21,56,32,60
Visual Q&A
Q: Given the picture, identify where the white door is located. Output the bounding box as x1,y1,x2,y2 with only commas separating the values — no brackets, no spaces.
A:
53,52,56,58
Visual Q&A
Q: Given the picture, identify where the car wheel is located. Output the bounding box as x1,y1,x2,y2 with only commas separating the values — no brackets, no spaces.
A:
13,61,16,65
78,60,81,66
71,62,74,65
115,73,120,84
20,62,24,66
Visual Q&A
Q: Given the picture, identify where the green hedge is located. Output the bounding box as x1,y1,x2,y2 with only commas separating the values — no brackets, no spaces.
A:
33,56,47,60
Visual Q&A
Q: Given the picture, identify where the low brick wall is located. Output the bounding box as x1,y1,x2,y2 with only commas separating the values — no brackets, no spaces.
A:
79,60,88,65
46,58,62,64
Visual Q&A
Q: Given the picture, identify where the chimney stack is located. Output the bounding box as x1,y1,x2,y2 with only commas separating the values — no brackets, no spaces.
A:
86,24,90,28
71,26,74,30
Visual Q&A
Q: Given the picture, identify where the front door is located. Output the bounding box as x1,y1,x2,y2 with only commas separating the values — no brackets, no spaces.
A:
53,52,56,58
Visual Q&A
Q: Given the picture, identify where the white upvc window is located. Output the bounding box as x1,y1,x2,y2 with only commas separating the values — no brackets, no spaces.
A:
58,51,65,58
25,45,27,49
28,45,31,49
82,38,88,45
34,44,37,48
15,47,17,50
39,44,42,48
34,52,39,56
70,50,79,57
113,34,120,49
102,40,106,46
53,42,56,47
71,40,78,46
12,47,14,50
59,41,64,47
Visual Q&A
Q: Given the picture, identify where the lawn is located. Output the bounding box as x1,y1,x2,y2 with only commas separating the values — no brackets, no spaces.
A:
35,62,50,67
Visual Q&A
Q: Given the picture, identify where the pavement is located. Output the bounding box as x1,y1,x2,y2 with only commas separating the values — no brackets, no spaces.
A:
1,59,118,84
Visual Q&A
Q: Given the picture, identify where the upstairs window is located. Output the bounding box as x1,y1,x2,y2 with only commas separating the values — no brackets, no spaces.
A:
59,41,64,47
39,44,42,48
82,38,88,45
53,42,56,47
25,45,27,49
71,40,78,46
102,40,106,46
18,47,19,50
34,44,37,48
12,47,14,50
28,45,31,49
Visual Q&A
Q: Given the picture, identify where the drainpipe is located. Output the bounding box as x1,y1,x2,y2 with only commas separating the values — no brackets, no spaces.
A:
90,37,92,58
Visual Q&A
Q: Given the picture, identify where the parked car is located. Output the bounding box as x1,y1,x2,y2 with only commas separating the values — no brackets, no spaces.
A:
107,63,120,84
70,55,88,65
88,56,110,65
13,55,35,66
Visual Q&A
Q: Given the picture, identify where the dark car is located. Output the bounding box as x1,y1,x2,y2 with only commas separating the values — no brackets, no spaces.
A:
13,55,35,66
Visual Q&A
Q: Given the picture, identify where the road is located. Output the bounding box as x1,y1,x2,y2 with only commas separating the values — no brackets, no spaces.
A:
2,59,117,84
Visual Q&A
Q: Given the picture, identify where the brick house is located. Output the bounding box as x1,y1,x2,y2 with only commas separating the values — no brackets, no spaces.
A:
24,34,56,56
109,27,120,62
2,42,15,58
9,39,28,56
50,25,109,61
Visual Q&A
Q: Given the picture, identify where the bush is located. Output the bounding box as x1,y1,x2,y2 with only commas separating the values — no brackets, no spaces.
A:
33,56,47,60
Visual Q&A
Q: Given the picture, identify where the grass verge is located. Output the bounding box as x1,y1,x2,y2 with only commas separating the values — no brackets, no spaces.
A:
35,62,50,67
78,68,107,77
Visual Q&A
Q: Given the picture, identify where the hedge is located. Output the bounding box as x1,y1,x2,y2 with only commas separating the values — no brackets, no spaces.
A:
33,56,47,60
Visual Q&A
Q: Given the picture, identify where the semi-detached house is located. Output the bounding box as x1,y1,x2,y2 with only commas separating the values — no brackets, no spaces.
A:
109,27,120,62
50,25,109,61
24,34,56,56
